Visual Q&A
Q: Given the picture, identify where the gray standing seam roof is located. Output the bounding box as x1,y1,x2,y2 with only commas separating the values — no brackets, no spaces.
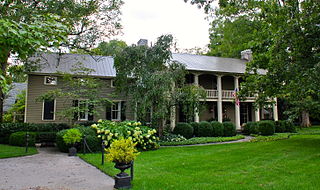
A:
29,53,265,77
29,53,116,77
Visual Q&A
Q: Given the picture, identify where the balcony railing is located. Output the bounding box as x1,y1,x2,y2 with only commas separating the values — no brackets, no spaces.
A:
205,89,255,99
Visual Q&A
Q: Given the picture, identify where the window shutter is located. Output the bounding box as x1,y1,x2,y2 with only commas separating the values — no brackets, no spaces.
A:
121,101,126,121
88,104,94,121
73,100,79,121
106,104,111,120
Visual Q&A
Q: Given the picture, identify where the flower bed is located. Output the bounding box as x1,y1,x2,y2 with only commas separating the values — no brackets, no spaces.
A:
92,120,159,150
160,135,245,146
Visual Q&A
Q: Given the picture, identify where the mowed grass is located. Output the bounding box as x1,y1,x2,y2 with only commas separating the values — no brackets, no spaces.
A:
80,127,320,190
0,144,37,159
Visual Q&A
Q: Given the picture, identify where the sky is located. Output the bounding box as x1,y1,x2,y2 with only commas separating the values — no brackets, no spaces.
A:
112,0,211,51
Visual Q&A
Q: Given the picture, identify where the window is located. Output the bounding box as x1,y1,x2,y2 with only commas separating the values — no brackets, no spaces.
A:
106,101,126,121
111,79,115,87
43,99,55,120
112,102,121,121
44,76,57,85
73,100,94,121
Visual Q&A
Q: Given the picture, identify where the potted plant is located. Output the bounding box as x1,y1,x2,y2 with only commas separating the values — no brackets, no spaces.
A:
63,128,82,156
106,138,140,189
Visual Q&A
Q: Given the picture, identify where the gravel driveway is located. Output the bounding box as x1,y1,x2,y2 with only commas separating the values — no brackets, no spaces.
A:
0,148,114,190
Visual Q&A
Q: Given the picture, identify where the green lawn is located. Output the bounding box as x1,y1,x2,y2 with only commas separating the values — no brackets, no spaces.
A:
80,126,320,190
0,144,37,159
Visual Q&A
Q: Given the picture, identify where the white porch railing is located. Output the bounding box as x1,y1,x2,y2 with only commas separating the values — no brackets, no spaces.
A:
205,89,255,99
206,89,218,98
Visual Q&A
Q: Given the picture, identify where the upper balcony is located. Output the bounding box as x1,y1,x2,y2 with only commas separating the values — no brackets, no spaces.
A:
186,73,255,101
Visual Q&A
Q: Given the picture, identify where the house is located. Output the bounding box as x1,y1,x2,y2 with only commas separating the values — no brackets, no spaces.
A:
24,52,278,129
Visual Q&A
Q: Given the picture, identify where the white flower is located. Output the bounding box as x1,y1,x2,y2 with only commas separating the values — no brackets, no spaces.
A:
98,119,103,123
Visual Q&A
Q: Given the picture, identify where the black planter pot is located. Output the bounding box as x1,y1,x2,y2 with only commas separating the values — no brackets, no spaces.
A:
68,147,77,156
114,162,132,189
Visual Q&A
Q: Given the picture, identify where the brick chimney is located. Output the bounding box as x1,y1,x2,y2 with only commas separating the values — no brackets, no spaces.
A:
137,39,148,46
241,49,253,61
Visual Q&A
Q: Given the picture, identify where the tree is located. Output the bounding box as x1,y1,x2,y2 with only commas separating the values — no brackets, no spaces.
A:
186,0,320,127
3,90,26,123
114,35,206,136
0,0,123,122
94,40,128,56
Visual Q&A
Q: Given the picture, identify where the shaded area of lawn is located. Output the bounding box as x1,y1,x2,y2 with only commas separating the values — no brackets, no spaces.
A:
80,129,320,190
0,144,37,159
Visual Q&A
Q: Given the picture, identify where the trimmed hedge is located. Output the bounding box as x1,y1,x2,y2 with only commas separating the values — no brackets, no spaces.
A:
274,121,286,133
0,123,69,144
190,122,200,137
211,121,224,137
173,122,194,139
198,121,213,137
223,122,236,137
258,120,275,136
242,122,259,135
36,132,56,144
56,126,101,153
284,121,296,132
9,131,36,147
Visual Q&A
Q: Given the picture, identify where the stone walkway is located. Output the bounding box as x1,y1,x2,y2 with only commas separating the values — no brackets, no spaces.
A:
0,148,114,190
161,135,254,147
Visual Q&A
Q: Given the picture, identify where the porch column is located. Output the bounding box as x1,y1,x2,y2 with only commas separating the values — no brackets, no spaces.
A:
217,75,223,123
255,107,260,122
234,76,241,129
194,73,200,122
273,98,278,121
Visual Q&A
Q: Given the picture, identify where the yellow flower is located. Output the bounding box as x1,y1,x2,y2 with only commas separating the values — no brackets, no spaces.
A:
137,122,141,125
98,135,101,138
115,133,118,137
135,127,140,130
97,129,101,133
127,131,131,135
98,119,103,123
91,124,97,128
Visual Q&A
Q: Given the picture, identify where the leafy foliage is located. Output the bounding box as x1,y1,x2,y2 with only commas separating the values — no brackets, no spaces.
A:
114,35,206,135
222,122,236,137
63,128,82,145
258,120,275,136
160,135,245,146
106,138,140,164
92,120,159,150
242,122,259,135
9,131,36,147
173,122,194,139
211,121,224,137
198,121,213,137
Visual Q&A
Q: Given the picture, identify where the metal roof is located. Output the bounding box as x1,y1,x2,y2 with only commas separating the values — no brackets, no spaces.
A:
172,53,258,74
29,53,265,77
29,53,116,77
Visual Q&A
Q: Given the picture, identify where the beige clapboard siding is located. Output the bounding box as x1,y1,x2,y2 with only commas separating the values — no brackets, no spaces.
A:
26,74,134,124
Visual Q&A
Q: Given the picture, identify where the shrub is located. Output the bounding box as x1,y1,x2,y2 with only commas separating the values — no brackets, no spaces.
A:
258,120,275,136
56,126,101,153
0,123,69,144
63,128,82,145
9,131,36,147
211,121,224,137
242,122,259,135
36,132,56,144
284,121,296,132
190,122,200,137
223,122,236,137
93,120,159,150
106,139,140,164
160,133,187,142
198,121,213,137
56,130,70,152
274,120,286,133
173,123,194,139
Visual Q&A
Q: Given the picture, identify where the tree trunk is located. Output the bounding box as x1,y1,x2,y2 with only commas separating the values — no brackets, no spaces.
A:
0,49,10,123
301,110,311,128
